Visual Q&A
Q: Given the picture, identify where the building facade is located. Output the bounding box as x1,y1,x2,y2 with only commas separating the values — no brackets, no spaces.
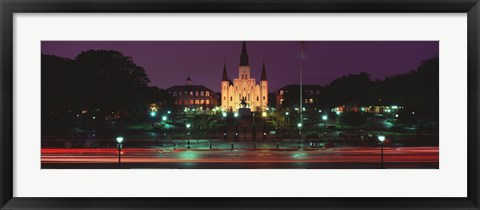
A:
167,75,219,110
221,42,268,112
275,84,323,110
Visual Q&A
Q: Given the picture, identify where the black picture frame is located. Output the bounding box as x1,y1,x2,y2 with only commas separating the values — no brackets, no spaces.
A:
1,0,479,209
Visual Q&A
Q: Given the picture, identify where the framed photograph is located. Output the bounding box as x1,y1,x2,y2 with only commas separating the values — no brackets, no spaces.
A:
1,0,479,209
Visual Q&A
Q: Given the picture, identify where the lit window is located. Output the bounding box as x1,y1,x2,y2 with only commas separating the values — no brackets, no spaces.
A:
195,91,199,96
190,100,194,104
257,96,259,101
263,96,265,100
195,100,199,104
184,100,188,105
201,100,205,104
200,91,204,96
309,99,314,103
230,96,233,101
280,90,284,95
206,91,210,96
280,99,284,104
224,96,226,100
178,100,183,105
190,91,193,96
206,100,210,104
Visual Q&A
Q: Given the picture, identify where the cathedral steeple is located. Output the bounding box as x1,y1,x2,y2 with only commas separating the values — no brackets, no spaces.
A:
239,41,249,66
261,62,267,81
222,60,229,81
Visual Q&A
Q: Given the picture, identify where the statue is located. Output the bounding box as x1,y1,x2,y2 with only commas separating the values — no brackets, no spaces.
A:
240,97,250,108
238,97,251,117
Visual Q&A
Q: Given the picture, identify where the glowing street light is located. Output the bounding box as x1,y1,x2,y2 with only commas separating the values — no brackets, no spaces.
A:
162,115,167,121
150,111,157,117
234,113,239,118
322,115,328,137
167,110,171,114
285,112,289,116
186,123,191,149
297,123,302,149
378,135,386,169
116,136,124,169
222,112,227,118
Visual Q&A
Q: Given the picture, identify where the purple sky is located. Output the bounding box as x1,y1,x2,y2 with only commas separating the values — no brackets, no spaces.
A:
41,41,438,92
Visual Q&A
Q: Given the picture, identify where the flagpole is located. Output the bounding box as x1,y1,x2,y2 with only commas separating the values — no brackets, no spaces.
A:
299,42,304,146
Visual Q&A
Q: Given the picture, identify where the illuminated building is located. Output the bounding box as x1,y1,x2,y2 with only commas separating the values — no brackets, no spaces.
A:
274,84,323,110
167,75,219,110
221,42,268,112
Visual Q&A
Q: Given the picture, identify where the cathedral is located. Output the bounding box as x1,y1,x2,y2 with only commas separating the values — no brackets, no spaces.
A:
221,41,268,112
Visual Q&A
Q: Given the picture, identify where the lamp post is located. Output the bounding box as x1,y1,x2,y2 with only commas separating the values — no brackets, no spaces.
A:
322,115,328,137
186,123,191,149
378,135,386,169
222,112,227,139
234,113,239,140
116,136,124,169
297,123,302,148
150,111,156,127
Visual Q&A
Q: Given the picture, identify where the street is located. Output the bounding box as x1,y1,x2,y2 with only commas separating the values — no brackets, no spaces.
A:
42,146,438,169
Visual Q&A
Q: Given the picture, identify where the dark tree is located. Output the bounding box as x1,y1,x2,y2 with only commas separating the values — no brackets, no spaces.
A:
41,50,163,130
73,50,151,113
323,72,372,107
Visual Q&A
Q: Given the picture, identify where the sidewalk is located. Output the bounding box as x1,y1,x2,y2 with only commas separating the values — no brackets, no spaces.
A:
128,139,328,151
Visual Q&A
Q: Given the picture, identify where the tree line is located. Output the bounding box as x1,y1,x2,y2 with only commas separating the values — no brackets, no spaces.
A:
42,50,174,130
279,57,439,121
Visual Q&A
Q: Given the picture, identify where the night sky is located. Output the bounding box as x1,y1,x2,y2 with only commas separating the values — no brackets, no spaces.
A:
41,41,438,92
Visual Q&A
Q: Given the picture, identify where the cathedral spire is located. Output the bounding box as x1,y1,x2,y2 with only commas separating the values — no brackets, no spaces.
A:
261,61,267,81
239,41,249,66
222,59,229,81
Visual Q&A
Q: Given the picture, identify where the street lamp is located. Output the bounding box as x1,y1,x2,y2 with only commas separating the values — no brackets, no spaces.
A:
297,123,302,148
222,112,227,139
162,115,167,122
150,111,156,127
378,135,386,169
150,111,156,117
186,123,191,149
116,136,124,169
322,115,328,137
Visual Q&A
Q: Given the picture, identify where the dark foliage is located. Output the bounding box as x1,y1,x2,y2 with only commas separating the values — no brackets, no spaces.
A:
42,50,173,130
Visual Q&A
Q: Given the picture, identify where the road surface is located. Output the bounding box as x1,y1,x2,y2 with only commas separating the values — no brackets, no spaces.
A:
42,146,438,169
